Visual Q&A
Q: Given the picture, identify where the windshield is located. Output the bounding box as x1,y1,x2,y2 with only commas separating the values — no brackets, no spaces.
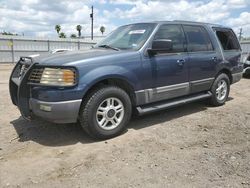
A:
95,23,156,50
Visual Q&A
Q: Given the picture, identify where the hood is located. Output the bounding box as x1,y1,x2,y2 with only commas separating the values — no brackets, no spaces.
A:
33,48,127,66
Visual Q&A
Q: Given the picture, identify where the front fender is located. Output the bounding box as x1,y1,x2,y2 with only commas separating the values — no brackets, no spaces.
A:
79,65,141,92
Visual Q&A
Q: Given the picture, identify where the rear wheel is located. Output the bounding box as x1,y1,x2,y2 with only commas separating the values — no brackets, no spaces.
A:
209,73,230,106
79,86,132,139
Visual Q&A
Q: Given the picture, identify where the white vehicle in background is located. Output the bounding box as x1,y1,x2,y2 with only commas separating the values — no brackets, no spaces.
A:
28,49,72,58
28,54,40,58
50,49,72,54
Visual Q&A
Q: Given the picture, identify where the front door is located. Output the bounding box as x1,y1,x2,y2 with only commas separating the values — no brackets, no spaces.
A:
147,24,189,103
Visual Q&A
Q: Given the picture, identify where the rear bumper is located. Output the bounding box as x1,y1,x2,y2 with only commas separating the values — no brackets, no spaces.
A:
232,72,243,84
29,98,82,123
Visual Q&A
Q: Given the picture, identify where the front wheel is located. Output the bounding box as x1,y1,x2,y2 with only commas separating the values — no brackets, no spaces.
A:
79,86,132,139
209,73,230,106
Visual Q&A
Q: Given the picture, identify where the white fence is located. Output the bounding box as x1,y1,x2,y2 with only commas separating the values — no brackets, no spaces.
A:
0,35,104,63
0,35,249,63
241,40,250,54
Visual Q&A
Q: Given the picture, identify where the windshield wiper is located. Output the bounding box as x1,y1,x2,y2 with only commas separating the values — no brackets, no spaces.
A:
98,44,120,51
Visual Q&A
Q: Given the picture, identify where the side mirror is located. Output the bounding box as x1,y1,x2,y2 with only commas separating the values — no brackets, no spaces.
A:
148,39,173,55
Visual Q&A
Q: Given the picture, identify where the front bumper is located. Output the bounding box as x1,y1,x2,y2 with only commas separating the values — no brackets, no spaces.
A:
29,98,82,123
9,57,83,124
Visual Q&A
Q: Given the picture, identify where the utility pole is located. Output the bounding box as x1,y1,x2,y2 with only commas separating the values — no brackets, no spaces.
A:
90,6,93,40
238,28,243,41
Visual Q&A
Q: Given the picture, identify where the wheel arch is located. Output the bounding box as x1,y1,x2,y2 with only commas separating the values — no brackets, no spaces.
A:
78,65,142,107
81,76,137,107
216,68,232,84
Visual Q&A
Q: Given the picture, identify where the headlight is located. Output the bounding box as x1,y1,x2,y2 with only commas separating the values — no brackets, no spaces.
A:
39,68,76,86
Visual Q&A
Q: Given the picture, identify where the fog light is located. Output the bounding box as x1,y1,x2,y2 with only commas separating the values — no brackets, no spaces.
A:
40,104,52,112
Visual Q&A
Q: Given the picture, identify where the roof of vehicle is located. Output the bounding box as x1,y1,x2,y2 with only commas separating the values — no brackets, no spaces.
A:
126,20,230,29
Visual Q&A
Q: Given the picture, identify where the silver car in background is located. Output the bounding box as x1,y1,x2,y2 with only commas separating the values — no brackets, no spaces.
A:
243,53,250,77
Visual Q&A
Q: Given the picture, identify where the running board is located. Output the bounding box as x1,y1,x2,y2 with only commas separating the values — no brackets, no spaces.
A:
136,92,212,115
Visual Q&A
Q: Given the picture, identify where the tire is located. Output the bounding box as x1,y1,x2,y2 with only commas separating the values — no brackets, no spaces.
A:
243,72,250,78
209,73,230,106
79,86,132,139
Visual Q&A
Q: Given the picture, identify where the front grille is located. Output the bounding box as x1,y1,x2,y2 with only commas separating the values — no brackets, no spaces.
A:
28,68,44,83
18,64,29,79
10,58,32,81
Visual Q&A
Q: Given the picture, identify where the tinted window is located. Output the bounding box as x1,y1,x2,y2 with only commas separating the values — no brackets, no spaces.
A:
183,25,213,52
154,24,185,53
215,30,240,50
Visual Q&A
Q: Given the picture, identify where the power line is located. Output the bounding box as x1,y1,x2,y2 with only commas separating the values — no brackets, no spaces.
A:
90,6,94,40
238,28,243,41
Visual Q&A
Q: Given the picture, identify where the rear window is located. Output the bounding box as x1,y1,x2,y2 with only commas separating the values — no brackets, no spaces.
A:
183,25,213,52
215,29,240,51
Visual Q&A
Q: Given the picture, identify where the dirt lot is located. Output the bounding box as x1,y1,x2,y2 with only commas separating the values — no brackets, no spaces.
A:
0,65,249,188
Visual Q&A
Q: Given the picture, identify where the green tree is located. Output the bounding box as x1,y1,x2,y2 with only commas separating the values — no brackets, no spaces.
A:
55,25,61,36
100,26,105,35
70,34,77,38
76,25,82,37
1,31,17,35
59,32,66,38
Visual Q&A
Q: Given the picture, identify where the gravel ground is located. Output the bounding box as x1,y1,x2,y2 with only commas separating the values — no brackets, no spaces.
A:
0,65,249,188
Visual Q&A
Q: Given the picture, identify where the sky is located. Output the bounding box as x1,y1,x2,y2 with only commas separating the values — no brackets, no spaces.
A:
0,0,250,38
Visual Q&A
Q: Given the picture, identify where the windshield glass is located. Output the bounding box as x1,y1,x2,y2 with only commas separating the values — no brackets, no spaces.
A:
95,23,156,50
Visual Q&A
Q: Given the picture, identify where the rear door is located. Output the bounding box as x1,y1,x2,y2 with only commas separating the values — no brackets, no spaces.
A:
183,25,218,93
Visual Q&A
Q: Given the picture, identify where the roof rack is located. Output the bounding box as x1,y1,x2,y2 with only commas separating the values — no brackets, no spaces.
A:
172,20,224,27
173,20,210,24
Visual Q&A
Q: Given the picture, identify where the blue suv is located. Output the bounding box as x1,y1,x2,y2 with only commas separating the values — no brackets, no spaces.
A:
10,21,243,139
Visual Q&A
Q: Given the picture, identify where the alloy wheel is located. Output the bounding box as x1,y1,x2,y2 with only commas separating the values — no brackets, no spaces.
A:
96,97,124,130
216,79,228,101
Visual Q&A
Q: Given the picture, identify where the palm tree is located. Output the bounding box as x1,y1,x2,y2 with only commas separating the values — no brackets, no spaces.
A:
55,25,61,36
70,34,77,38
59,32,66,38
76,25,82,37
100,26,105,35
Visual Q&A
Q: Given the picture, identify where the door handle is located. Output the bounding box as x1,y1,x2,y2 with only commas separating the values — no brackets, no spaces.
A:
177,59,185,66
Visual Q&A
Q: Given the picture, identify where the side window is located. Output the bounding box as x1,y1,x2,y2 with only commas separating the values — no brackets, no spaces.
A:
183,25,213,52
153,24,185,53
215,29,240,51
